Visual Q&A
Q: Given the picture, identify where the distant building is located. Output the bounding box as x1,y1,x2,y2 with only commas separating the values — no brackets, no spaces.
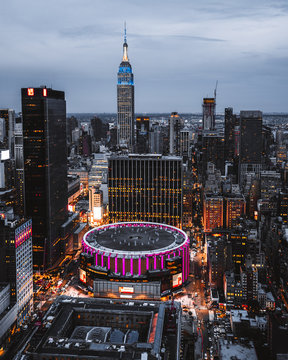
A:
229,232,248,273
91,116,104,141
79,131,92,156
203,194,223,232
66,116,78,143
207,236,226,288
225,195,246,229
239,111,262,185
180,129,191,161
202,98,216,130
261,170,281,200
89,187,103,221
135,116,150,153
224,271,243,305
224,107,239,162
149,122,169,155
108,154,183,228
0,109,15,157
169,112,182,156
240,255,258,303
202,130,225,175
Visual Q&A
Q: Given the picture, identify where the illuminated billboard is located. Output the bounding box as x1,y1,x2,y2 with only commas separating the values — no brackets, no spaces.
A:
0,150,10,161
79,269,87,284
172,273,182,288
93,206,102,220
119,286,134,294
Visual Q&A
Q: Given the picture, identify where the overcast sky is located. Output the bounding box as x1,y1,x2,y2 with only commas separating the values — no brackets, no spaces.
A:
0,0,287,113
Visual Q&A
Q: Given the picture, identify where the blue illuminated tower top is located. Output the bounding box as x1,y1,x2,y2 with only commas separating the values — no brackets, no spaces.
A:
118,24,134,85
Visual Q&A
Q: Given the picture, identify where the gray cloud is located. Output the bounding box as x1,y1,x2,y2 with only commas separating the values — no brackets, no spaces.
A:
0,0,287,113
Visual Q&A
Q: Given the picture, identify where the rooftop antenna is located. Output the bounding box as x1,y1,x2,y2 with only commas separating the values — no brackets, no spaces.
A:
214,80,218,100
124,21,127,43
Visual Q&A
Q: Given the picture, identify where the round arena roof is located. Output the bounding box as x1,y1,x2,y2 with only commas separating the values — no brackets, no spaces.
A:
83,222,188,256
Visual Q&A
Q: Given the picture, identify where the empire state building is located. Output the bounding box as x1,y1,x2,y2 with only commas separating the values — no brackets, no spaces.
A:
117,27,134,150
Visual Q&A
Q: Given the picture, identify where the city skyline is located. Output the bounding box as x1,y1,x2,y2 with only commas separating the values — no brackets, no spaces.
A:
0,0,287,113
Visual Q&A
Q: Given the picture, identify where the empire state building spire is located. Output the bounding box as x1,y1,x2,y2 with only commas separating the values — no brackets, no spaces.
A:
122,22,129,62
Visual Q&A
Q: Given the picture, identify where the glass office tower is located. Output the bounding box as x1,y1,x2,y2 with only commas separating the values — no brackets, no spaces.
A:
22,87,68,270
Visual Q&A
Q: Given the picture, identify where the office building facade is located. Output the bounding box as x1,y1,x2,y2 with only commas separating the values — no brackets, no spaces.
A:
108,154,183,228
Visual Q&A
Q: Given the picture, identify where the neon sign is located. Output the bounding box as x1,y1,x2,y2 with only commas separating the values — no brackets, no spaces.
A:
119,286,134,294
27,88,34,96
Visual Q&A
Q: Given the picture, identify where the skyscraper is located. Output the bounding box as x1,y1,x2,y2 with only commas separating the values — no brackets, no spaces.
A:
108,154,183,228
239,111,262,184
240,111,262,164
22,87,68,270
117,26,134,150
224,107,239,162
202,130,225,175
202,98,216,130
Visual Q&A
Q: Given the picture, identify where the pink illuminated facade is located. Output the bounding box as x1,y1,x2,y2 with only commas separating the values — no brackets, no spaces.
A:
80,222,190,293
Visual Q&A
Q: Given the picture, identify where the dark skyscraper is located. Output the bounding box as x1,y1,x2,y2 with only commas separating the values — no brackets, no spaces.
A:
91,116,104,142
202,130,225,175
240,111,262,164
22,87,68,270
239,111,262,184
117,27,134,150
224,107,239,162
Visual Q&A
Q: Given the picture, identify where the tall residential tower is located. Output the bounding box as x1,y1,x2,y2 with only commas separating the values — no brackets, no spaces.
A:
117,26,134,150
